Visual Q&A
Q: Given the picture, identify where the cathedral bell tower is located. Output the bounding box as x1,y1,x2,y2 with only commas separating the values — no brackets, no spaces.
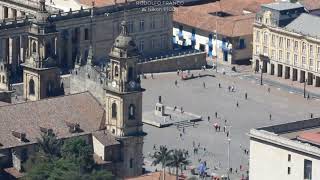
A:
105,20,145,177
21,0,61,101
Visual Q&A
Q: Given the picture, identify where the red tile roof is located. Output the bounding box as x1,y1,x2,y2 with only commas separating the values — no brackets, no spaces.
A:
0,92,105,149
298,132,320,145
300,0,320,11
174,0,275,37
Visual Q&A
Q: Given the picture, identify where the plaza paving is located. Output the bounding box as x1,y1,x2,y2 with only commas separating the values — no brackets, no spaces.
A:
141,70,320,179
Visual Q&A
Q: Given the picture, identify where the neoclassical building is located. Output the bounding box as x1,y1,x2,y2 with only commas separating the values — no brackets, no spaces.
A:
0,0,173,83
252,2,320,87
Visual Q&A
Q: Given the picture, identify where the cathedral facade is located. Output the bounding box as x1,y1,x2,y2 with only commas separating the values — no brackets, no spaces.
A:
0,0,154,178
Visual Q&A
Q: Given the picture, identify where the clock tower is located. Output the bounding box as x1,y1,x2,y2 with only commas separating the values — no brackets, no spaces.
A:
105,21,145,177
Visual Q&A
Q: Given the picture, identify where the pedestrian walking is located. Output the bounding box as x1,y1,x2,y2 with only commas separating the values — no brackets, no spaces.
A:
268,87,270,93
269,114,272,120
181,107,184,113
151,73,154,79
226,131,229,137
224,119,227,125
307,94,310,100
207,116,210,121
245,92,248,100
231,86,235,92
311,113,314,118
218,83,221,88
223,126,226,132
174,106,177,111
182,127,185,133
175,80,178,86
215,112,218,118
203,82,206,88
180,133,182,138
236,101,239,107
228,86,231,92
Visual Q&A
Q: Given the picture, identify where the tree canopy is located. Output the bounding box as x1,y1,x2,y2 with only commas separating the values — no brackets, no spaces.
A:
25,133,113,180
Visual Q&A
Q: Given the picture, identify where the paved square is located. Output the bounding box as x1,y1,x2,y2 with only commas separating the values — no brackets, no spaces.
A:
141,70,320,179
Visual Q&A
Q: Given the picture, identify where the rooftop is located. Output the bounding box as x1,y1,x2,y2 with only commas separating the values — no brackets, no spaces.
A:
300,0,320,11
262,1,304,11
0,92,105,149
173,0,275,37
251,117,320,151
284,13,320,39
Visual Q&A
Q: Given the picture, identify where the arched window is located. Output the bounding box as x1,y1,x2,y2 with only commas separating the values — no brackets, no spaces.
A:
29,79,35,95
114,66,119,77
129,104,135,120
32,42,37,53
2,76,5,84
128,67,133,81
112,103,117,119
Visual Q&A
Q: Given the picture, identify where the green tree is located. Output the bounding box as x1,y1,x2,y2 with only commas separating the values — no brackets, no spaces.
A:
37,132,62,159
151,145,172,180
26,137,114,180
61,137,94,172
168,149,190,180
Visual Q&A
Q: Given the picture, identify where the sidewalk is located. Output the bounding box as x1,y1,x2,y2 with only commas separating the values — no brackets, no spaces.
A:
245,72,320,98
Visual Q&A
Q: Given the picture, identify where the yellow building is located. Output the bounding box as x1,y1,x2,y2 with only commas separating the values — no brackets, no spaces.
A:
252,2,320,87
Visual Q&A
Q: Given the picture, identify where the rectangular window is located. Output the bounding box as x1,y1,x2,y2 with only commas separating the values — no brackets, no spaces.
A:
139,20,144,32
151,39,156,48
263,46,268,56
160,36,166,49
279,37,283,48
302,42,307,54
286,52,290,63
294,41,299,51
239,38,245,49
271,34,275,47
310,58,314,67
162,15,167,27
304,159,312,180
310,45,314,57
271,50,276,59
256,45,260,54
139,40,144,52
150,16,156,29
302,56,306,65
287,39,291,49
84,28,89,40
294,54,298,66
263,33,268,45
127,21,134,33
279,50,283,61
288,154,291,162
288,167,291,175
255,31,260,42
130,158,133,168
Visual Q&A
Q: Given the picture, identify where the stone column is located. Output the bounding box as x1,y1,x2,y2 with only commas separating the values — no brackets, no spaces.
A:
289,67,293,80
11,37,19,74
8,7,13,18
3,6,8,19
297,69,301,83
0,6,4,19
67,29,73,68
267,62,271,75
17,10,22,17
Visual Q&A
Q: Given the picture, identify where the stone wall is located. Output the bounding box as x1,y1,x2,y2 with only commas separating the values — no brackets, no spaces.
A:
137,51,206,74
